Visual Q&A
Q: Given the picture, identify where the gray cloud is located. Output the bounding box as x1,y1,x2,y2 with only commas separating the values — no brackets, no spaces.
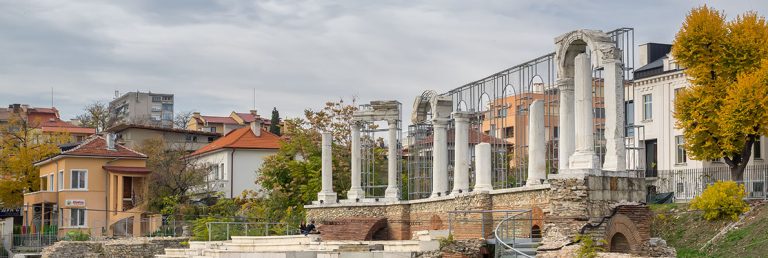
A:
0,0,765,121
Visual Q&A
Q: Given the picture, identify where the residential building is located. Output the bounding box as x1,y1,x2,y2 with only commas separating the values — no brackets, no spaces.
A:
0,104,96,142
106,124,221,152
109,91,174,128
187,110,271,135
187,119,280,198
22,134,158,237
630,43,767,199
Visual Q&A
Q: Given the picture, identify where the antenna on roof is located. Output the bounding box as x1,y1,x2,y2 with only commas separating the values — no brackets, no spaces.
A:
51,87,54,107
253,88,256,110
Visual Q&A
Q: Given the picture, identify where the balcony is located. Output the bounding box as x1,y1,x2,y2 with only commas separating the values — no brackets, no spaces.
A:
23,191,57,204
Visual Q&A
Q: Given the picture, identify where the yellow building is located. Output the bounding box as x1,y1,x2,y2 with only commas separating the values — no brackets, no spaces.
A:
23,134,157,237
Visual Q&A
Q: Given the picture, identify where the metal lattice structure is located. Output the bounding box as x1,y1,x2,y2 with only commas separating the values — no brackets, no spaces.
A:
359,103,403,198
405,28,636,198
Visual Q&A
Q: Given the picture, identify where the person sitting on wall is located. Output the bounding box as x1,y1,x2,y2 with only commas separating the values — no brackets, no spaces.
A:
302,220,317,236
299,221,307,235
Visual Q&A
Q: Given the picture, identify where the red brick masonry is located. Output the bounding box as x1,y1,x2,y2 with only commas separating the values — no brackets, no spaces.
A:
318,217,389,241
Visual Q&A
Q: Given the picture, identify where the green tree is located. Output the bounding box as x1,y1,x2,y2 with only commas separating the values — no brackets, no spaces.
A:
0,114,69,206
242,99,358,223
75,101,114,132
269,107,281,136
673,6,768,181
138,138,211,212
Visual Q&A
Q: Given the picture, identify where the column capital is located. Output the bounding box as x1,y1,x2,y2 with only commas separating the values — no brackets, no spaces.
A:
599,46,623,63
386,119,399,126
432,118,450,127
451,111,473,122
556,78,574,91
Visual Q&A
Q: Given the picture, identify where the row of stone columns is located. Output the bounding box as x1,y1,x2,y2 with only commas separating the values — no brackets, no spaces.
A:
317,102,550,204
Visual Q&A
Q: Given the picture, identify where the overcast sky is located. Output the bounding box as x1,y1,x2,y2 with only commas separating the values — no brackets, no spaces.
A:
0,0,764,121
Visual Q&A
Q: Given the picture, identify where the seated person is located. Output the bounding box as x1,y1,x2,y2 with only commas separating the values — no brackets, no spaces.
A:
302,220,317,236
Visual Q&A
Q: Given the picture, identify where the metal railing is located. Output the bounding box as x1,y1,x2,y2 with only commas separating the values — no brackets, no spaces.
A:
650,164,768,201
205,222,299,241
494,214,533,258
447,210,529,240
1,233,58,252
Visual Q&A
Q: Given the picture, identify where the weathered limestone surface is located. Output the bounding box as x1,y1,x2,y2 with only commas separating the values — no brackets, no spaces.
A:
527,100,546,185
41,237,189,258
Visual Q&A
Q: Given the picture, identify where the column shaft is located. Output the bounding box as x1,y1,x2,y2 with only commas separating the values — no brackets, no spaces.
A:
474,142,493,192
527,100,546,185
451,114,470,195
431,121,449,197
384,120,400,199
347,123,364,200
316,132,337,204
568,53,599,171
602,59,627,172
558,79,575,171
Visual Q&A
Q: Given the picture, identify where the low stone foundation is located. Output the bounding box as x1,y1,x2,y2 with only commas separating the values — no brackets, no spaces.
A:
306,184,551,241
41,237,189,258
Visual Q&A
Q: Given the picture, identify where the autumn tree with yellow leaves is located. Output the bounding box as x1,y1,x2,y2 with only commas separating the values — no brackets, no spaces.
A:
0,113,69,207
673,6,768,181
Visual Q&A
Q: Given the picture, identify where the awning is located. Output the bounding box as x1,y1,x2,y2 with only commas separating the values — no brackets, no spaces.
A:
102,165,152,174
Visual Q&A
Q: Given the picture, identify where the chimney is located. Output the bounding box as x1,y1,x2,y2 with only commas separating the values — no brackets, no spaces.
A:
638,43,649,67
250,118,261,137
249,109,258,117
106,133,116,151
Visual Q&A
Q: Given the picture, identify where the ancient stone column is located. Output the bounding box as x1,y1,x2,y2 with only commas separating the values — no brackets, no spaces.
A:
558,78,575,171
431,119,449,198
384,119,400,200
527,100,546,185
451,112,471,195
317,132,337,204
347,122,365,200
601,50,627,172
474,142,493,192
568,53,599,171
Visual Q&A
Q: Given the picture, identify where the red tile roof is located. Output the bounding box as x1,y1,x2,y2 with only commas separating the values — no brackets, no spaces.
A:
189,126,281,157
202,116,238,124
235,113,272,125
41,126,96,134
62,135,146,158
102,165,151,174
106,123,221,136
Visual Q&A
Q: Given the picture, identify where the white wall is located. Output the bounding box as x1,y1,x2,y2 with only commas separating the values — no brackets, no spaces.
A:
194,148,278,198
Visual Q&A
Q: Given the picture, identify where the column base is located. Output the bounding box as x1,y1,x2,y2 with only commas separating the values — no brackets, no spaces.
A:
384,187,399,200
473,184,493,193
526,178,545,186
450,188,470,196
569,151,600,170
314,192,337,205
347,188,365,201
429,190,450,198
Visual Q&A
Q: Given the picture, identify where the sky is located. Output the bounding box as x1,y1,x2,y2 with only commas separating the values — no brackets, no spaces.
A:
0,0,765,121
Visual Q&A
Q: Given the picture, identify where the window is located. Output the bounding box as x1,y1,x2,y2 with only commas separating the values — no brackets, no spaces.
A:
220,163,226,180
625,101,634,136
41,176,49,191
497,108,508,118
71,170,87,189
642,94,652,120
151,104,162,112
504,127,514,138
162,103,173,111
58,171,64,191
161,96,173,101
212,165,220,180
162,112,173,120
48,174,54,191
70,209,86,227
676,182,684,195
675,135,687,164
553,126,559,139
210,127,216,133
152,96,162,102
594,107,605,119
755,137,762,159
489,124,497,138
151,114,161,121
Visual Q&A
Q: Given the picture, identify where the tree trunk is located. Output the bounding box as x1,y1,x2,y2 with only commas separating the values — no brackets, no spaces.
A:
730,163,746,182
726,135,757,183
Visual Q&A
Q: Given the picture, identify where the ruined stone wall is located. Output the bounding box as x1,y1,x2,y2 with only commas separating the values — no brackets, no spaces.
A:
41,237,189,258
305,186,550,241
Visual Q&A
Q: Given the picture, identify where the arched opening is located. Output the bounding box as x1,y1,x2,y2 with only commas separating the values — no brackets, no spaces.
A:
528,75,545,93
457,100,468,112
531,225,542,239
610,232,631,253
371,226,389,240
478,93,491,112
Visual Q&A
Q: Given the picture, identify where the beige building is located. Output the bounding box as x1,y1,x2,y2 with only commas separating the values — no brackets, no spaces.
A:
187,110,271,135
107,124,221,151
23,135,157,237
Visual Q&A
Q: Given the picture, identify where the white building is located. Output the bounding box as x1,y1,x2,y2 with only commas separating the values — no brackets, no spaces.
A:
630,43,767,200
188,120,281,198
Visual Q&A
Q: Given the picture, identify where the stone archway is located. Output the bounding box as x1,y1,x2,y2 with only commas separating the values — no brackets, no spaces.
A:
554,29,626,173
610,232,631,253
605,214,643,254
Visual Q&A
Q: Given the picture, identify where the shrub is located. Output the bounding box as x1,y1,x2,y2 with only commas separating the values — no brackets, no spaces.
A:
63,230,90,241
438,234,455,249
574,234,605,258
690,181,749,221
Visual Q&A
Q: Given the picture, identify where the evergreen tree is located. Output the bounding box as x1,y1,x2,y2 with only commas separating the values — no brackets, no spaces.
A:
269,107,281,136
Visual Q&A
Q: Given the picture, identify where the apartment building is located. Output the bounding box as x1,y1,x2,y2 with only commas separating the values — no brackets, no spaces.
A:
187,110,271,135
0,104,96,142
106,124,221,152
109,91,174,128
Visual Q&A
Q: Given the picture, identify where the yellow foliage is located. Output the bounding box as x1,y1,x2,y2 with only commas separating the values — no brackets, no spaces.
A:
690,181,750,221
672,6,768,170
